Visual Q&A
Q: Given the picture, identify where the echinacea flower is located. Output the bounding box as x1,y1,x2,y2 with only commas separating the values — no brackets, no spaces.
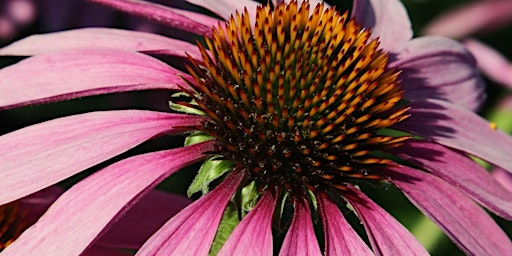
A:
0,0,511,255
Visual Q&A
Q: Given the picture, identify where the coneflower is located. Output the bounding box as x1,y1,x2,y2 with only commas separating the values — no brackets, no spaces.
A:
0,0,510,255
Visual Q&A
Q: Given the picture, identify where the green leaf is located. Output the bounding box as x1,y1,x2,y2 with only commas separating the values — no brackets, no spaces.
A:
187,158,234,197
209,203,240,256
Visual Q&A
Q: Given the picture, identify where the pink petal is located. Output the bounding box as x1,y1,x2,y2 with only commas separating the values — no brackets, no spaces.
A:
392,140,512,220
97,190,192,249
279,199,322,256
464,39,512,90
395,99,512,174
423,0,512,39
390,36,485,111
218,189,277,256
352,0,412,51
382,165,512,255
17,186,64,224
317,195,373,256
345,186,428,256
83,246,133,256
0,110,204,204
89,0,215,36
186,0,259,20
0,48,190,110
0,28,202,59
1,141,214,256
493,167,512,192
136,171,244,255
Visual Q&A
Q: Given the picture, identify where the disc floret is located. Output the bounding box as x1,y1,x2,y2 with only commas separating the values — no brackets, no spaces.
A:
184,1,410,196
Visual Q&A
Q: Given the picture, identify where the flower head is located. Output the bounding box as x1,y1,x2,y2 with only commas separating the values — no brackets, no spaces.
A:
0,0,511,255
188,2,409,197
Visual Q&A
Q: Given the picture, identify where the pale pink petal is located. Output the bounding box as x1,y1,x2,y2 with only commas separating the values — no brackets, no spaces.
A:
218,189,277,256
352,0,412,51
383,165,512,255
1,141,214,256
0,28,201,59
279,199,322,256
317,195,374,256
390,36,485,111
89,0,215,36
0,48,190,110
345,186,428,256
136,171,244,256
97,190,192,249
392,140,512,220
0,110,205,204
395,99,512,173
186,0,259,20
464,39,512,90
423,0,512,38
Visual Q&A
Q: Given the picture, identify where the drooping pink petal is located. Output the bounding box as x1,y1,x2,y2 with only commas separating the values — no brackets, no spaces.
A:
493,167,512,192
316,195,373,256
83,246,133,256
390,36,485,111
344,186,428,256
218,189,278,256
423,0,512,39
0,28,202,59
382,165,512,255
89,0,215,36
0,110,205,204
186,0,259,21
0,48,190,110
279,198,322,256
97,190,192,249
352,0,412,51
136,171,244,256
395,99,512,173
391,140,512,220
464,39,512,90
17,186,63,225
1,141,214,256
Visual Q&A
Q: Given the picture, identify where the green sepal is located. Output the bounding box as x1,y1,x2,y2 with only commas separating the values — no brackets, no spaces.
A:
168,92,205,116
240,181,260,215
208,202,240,255
187,158,234,197
169,101,205,116
184,132,214,146
307,189,318,210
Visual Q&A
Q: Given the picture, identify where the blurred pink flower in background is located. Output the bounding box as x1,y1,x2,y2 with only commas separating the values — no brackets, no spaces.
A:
0,0,36,42
423,0,512,39
424,0,512,90
0,0,199,45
